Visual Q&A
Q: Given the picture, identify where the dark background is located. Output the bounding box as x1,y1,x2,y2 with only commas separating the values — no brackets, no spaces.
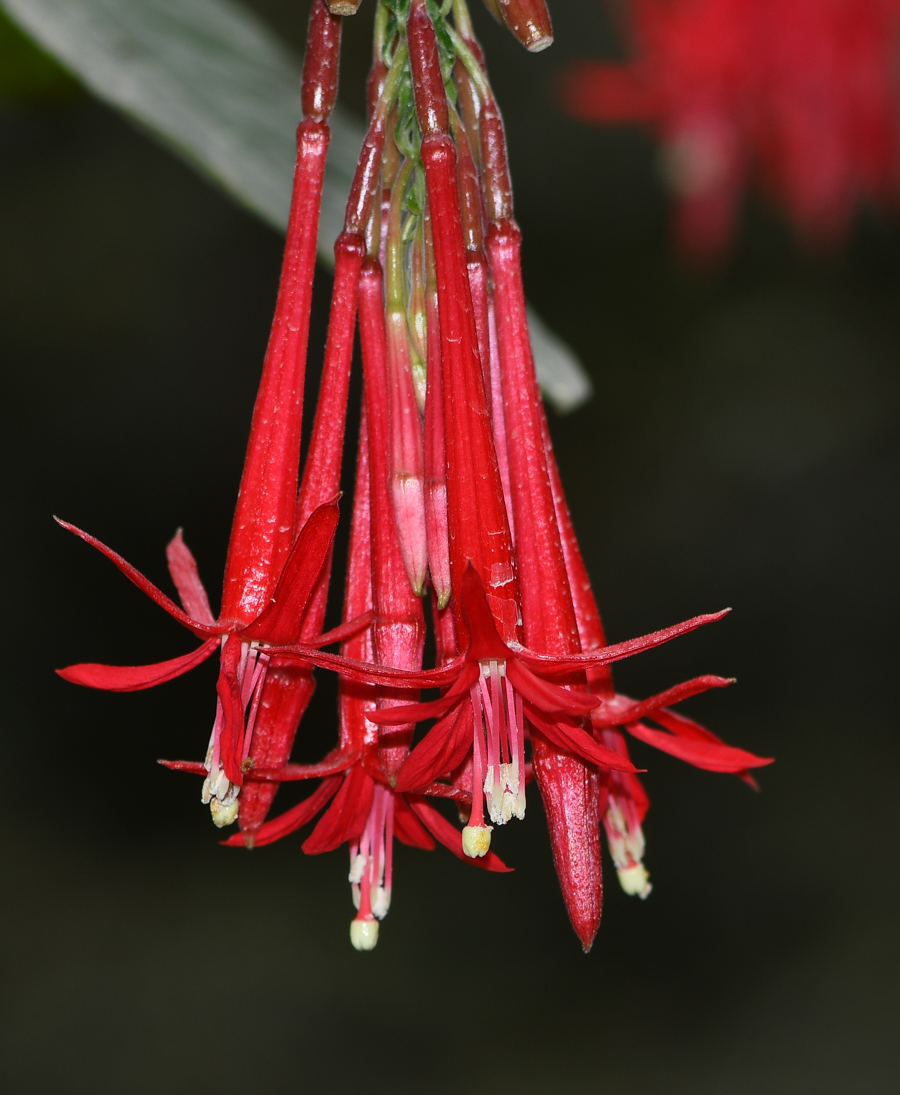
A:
2,1,898,1091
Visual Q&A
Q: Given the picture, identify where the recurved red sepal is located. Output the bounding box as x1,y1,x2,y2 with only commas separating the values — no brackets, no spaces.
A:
57,637,219,692
54,518,218,637
626,720,774,773
589,675,733,729
223,776,341,848
157,759,208,775
409,798,513,873
301,764,374,854
532,738,603,951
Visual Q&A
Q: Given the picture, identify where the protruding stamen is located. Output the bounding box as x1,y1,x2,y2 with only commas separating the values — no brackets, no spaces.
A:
604,795,652,899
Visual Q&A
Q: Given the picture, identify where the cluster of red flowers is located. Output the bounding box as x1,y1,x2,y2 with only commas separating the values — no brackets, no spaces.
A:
58,0,770,951
561,0,900,257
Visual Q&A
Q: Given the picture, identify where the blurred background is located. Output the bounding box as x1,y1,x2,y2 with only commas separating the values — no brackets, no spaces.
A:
1,1,898,1091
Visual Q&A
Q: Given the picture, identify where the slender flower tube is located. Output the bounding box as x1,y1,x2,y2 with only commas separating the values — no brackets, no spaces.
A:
56,2,363,825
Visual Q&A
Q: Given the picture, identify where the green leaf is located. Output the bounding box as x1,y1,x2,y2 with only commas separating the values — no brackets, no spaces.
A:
1,0,591,411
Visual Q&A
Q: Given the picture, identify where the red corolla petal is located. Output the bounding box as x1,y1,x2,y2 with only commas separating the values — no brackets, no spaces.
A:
459,564,515,662
393,796,436,849
519,610,731,673
222,776,342,848
157,759,208,775
54,518,219,637
395,702,474,792
589,675,734,730
165,530,215,624
506,658,600,716
408,797,512,872
302,764,374,854
216,636,245,787
57,637,219,692
248,748,358,781
626,721,774,773
242,501,340,644
526,706,640,773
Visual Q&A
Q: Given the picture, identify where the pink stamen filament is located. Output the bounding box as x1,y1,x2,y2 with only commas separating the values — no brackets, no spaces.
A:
471,660,526,826
350,783,395,920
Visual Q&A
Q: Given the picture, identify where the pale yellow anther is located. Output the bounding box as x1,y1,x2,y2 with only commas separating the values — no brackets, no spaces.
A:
461,824,493,858
617,863,652,899
210,798,240,828
350,918,379,951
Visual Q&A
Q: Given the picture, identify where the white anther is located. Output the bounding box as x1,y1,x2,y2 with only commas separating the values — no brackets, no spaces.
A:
209,798,240,828
348,853,366,885
617,864,652,899
372,886,391,920
462,825,492,858
350,918,379,951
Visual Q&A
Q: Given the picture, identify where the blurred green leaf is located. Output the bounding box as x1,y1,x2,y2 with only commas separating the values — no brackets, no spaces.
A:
0,0,591,410
0,8,77,99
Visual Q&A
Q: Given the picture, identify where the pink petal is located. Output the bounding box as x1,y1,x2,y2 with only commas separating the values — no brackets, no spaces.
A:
56,637,219,692
55,518,218,636
166,530,215,624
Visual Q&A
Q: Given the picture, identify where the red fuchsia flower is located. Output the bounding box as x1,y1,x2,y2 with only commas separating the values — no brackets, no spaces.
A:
56,2,367,829
224,413,510,952
560,0,900,257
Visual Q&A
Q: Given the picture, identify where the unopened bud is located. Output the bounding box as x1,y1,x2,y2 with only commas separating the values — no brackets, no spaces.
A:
482,0,553,52
210,797,240,828
350,917,380,951
462,824,493,858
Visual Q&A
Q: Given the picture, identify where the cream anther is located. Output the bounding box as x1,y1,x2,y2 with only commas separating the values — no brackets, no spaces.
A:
350,918,379,951
462,824,492,857
372,886,391,919
348,853,367,885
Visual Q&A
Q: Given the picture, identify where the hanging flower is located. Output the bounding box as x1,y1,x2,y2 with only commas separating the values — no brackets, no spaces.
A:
561,0,900,256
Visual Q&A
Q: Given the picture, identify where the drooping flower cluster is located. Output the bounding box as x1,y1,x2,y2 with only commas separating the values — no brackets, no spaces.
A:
58,0,771,952
561,0,900,257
